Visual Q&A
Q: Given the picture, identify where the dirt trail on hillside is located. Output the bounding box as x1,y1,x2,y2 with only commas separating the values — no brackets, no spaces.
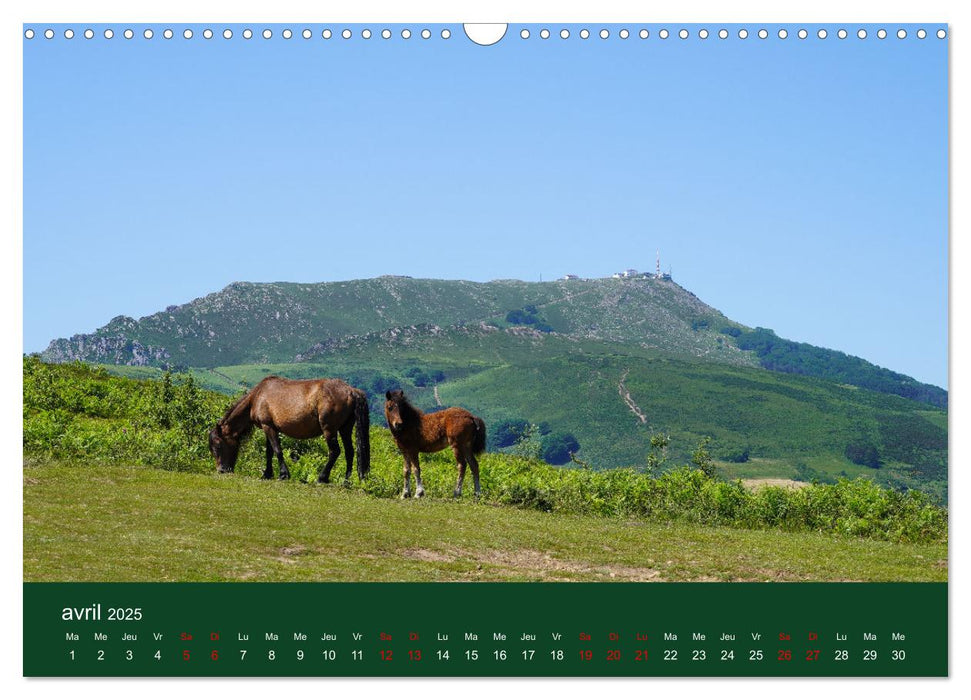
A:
211,368,244,388
433,385,443,406
619,370,647,424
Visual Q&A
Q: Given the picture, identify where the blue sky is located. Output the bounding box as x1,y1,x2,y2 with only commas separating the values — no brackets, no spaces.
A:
23,23,948,388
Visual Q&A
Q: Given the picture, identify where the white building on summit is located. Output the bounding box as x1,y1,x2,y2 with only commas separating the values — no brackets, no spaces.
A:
609,253,673,281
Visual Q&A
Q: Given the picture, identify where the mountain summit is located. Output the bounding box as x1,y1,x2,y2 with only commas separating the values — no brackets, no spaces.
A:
43,276,751,369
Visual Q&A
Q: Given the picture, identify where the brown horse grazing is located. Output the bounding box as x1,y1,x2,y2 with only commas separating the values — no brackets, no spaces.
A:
208,376,370,484
384,389,486,499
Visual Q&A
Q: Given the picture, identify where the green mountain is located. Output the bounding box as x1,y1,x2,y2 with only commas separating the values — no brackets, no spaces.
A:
42,276,753,368
39,276,947,498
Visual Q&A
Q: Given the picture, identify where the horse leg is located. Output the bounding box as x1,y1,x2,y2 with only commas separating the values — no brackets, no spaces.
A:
264,427,288,480
339,423,354,486
318,431,341,484
413,454,425,498
468,449,482,499
452,445,467,498
401,452,414,499
262,437,274,480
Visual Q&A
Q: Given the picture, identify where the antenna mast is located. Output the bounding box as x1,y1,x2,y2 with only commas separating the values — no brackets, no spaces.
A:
656,250,660,278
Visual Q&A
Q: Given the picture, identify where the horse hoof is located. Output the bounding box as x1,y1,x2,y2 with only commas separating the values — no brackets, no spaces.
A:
342,479,351,488
279,473,290,481
317,476,329,484
261,473,273,480
415,490,425,498
401,492,411,499
452,490,461,499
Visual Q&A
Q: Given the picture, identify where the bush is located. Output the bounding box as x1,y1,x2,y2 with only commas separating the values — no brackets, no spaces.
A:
541,432,580,465
505,309,530,324
510,424,543,461
368,375,399,396
404,367,430,387
23,357,223,473
505,307,552,331
23,409,72,454
691,437,717,478
490,418,530,449
477,457,946,543
845,442,882,469
722,447,751,463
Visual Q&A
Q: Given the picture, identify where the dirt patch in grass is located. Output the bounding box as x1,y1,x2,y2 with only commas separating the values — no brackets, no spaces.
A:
750,567,853,582
402,548,454,563
273,544,314,564
402,547,661,582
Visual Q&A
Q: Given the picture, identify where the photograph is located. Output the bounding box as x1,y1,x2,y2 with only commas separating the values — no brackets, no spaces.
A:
20,19,949,678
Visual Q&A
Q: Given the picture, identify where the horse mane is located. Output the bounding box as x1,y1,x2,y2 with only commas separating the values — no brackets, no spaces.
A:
219,392,251,424
218,378,277,437
394,392,424,426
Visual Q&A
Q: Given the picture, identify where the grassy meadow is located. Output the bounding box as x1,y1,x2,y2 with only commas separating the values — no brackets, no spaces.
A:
22,358,948,582
24,461,946,583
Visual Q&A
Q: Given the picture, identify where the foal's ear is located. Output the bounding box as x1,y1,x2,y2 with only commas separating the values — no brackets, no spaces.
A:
386,391,393,400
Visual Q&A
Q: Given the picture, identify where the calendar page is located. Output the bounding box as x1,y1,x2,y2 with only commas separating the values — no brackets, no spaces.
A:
21,19,948,678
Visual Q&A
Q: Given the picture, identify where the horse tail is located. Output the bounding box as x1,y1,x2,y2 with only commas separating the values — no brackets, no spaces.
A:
472,416,487,455
354,391,371,480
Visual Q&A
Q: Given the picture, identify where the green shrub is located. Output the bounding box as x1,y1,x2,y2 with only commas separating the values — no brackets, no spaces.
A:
540,431,580,465
490,418,530,449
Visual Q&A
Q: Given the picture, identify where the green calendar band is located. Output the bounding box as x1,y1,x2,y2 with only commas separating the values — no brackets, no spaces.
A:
24,582,946,677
